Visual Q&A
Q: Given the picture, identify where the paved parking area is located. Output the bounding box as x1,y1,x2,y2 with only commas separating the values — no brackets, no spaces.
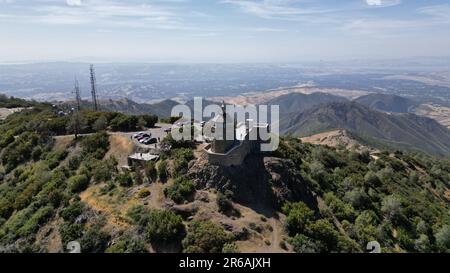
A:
112,123,173,148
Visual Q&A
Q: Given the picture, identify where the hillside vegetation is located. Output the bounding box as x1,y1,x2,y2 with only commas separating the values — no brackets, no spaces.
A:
0,97,449,253
0,95,36,109
267,92,348,115
355,93,419,113
280,102,450,157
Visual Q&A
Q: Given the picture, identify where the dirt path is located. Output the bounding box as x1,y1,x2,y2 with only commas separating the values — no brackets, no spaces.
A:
269,218,280,252
148,183,166,209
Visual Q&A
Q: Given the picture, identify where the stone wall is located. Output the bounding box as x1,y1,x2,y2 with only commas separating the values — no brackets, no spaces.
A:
204,141,258,167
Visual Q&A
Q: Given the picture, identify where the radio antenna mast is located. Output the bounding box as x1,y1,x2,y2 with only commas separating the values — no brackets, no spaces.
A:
74,77,82,111
71,77,82,139
90,64,99,111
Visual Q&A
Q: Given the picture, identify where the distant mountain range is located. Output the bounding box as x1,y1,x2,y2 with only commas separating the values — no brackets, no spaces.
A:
267,92,348,115
279,101,450,157
58,92,450,156
355,93,419,113
62,98,179,118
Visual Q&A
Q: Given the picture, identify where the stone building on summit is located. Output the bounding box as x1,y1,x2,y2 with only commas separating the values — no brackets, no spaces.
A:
203,102,269,167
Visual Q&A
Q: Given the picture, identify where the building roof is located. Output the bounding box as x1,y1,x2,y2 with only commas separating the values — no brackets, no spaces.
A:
128,153,159,161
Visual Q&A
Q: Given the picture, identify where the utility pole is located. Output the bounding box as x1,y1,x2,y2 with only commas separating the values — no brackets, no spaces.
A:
71,78,82,140
90,64,99,111
74,77,82,111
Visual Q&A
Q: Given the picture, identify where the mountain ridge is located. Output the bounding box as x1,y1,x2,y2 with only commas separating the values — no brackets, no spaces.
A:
61,98,179,118
267,92,348,115
355,93,420,113
280,101,450,157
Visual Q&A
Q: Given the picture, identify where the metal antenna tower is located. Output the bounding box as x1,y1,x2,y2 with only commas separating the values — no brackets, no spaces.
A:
73,77,82,111
71,77,82,139
90,64,99,111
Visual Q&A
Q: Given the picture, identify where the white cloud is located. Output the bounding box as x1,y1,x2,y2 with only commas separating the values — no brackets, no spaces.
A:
221,0,337,20
365,0,401,7
418,4,450,21
0,0,195,30
66,0,82,7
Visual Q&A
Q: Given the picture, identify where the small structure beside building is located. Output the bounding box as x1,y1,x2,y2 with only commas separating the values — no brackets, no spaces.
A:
127,153,159,167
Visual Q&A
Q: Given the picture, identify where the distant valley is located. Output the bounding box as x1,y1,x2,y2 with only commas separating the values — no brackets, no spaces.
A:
2,62,450,157
2,62,450,106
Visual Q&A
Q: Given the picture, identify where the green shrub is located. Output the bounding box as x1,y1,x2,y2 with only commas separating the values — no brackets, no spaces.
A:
0,130,15,148
106,234,148,253
171,149,194,176
110,115,139,132
279,240,287,250
161,116,181,124
126,205,148,226
217,192,233,214
45,149,68,169
13,164,51,210
31,146,43,161
80,132,110,158
306,219,339,251
144,161,157,182
364,171,381,187
381,195,403,222
59,223,84,245
61,201,85,222
48,189,65,207
140,114,158,128
435,225,450,251
146,209,185,244
91,158,117,183
344,188,369,209
164,177,195,204
138,188,151,198
1,132,41,171
183,221,232,253
291,234,323,253
17,206,53,237
282,202,315,236
0,199,14,219
324,192,355,221
68,174,89,193
157,160,169,181
93,116,108,132
79,226,110,253
173,158,189,176
414,234,430,252
222,243,240,253
117,171,133,187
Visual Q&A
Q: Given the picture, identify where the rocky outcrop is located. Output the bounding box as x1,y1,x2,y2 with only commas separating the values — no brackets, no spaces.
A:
188,154,317,210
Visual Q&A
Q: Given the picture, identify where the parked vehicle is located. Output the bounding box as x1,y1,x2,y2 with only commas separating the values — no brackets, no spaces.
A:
136,133,150,141
136,136,146,141
143,138,158,145
139,137,151,143
133,132,145,138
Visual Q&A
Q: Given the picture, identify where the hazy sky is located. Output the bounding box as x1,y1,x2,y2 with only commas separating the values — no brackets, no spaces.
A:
1,0,450,63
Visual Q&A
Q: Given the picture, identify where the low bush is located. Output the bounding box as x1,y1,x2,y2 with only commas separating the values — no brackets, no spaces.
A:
68,175,89,193
164,177,195,204
146,209,185,244
183,221,233,253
